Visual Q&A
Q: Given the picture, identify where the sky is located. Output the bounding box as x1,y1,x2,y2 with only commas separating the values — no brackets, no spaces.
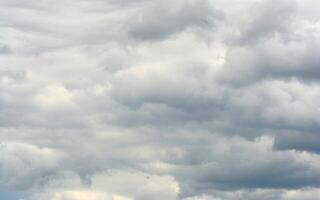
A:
0,0,320,199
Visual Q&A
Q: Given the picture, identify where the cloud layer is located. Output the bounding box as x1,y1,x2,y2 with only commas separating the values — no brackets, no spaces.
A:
1,0,320,199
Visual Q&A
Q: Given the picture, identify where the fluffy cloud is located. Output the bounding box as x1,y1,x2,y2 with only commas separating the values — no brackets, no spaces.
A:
30,170,179,200
0,142,65,190
1,0,320,199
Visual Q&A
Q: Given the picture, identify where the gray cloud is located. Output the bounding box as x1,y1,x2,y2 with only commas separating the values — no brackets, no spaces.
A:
127,0,222,41
235,0,297,45
0,44,10,54
274,131,320,153
0,0,320,200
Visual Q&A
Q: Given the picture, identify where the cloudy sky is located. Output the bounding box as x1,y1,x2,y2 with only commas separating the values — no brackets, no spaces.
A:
1,0,320,199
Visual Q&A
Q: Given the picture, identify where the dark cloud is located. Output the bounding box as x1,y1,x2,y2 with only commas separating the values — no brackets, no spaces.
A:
0,44,11,54
216,37,320,86
274,131,320,153
235,0,297,45
127,0,222,41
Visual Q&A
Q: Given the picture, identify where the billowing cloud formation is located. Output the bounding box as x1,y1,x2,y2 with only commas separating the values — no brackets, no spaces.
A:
31,170,179,200
127,0,220,41
1,0,320,199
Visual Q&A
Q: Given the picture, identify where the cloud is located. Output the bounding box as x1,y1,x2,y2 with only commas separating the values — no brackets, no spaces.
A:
0,142,65,190
0,44,11,54
0,0,320,199
172,136,320,194
274,131,320,153
235,0,297,44
30,170,179,200
127,0,222,41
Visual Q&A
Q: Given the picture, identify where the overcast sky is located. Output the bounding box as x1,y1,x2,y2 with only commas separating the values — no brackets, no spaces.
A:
1,0,320,199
